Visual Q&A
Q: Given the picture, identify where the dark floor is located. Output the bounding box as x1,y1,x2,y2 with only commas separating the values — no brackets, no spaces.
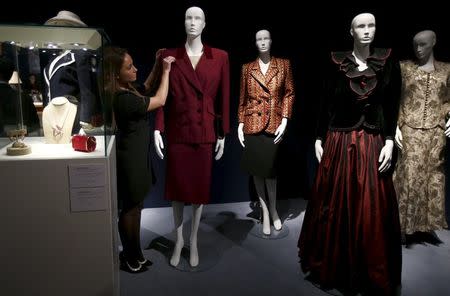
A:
120,199,450,296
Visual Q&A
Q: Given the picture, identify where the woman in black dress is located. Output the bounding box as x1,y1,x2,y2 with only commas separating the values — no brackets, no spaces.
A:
104,47,175,273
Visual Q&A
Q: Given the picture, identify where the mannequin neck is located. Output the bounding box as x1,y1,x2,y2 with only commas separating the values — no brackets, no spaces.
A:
258,52,271,64
417,52,435,70
352,42,370,62
51,96,68,106
352,43,371,71
185,36,203,56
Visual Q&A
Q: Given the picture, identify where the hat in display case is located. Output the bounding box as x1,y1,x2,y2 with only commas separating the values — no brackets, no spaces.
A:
44,10,87,27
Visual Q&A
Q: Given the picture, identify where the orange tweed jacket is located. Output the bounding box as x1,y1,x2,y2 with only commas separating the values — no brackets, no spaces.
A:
238,57,295,134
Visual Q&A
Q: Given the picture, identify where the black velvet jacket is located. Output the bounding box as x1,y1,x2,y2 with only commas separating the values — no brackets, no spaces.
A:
316,48,401,141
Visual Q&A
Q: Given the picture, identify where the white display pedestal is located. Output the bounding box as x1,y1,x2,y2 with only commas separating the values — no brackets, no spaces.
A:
0,136,118,296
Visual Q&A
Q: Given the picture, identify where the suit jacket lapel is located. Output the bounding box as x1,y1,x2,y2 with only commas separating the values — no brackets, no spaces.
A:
175,47,204,94
264,58,279,85
48,50,75,80
250,59,268,91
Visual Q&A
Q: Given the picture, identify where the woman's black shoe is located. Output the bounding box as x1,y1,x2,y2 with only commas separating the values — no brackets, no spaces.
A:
120,260,147,273
119,251,147,273
137,251,153,267
138,258,153,267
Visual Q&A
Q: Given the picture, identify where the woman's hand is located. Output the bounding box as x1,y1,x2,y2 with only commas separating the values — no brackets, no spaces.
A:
155,48,165,60
162,56,175,72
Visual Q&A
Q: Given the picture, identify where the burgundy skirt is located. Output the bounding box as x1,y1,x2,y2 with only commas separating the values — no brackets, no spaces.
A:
298,130,401,295
165,143,213,204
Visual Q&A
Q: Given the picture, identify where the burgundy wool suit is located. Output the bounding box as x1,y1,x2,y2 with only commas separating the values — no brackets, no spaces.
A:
155,45,230,204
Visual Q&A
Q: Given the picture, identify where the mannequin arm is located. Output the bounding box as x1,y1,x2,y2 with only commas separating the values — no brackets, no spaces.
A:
237,123,245,147
214,137,225,160
378,139,394,172
394,125,403,150
154,130,164,159
314,139,323,163
274,117,288,144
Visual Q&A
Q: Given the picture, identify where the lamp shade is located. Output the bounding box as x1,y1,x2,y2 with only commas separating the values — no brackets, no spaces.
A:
8,71,22,84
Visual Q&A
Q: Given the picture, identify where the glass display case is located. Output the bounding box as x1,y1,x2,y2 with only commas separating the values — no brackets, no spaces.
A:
0,24,118,296
0,24,113,157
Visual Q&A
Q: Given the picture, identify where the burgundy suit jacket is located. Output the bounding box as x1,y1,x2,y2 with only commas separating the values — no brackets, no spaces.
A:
155,45,230,144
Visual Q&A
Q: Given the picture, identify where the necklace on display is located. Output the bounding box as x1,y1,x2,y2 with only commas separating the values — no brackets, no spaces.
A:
49,97,71,138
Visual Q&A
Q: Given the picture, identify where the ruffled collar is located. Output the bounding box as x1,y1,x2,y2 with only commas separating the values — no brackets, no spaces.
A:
331,48,391,99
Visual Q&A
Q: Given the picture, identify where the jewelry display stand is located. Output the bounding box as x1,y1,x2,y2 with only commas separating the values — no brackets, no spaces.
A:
42,96,77,144
6,129,32,156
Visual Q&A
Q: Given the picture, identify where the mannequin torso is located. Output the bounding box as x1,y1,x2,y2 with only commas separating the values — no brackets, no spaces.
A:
42,96,77,144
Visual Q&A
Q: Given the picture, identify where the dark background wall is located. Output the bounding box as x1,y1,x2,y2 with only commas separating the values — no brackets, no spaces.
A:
2,1,450,215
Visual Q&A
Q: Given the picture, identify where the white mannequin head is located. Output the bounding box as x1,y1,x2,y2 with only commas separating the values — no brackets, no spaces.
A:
185,6,206,38
255,30,272,54
350,13,376,45
413,30,436,62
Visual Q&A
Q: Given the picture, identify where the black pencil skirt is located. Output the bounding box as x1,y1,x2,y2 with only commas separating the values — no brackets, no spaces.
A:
240,132,280,178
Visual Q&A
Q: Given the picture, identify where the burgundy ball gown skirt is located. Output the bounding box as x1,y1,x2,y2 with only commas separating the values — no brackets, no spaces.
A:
298,130,401,295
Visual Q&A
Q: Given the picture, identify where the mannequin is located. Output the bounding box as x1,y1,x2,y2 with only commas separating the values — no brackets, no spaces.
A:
298,13,402,295
42,96,77,144
238,29,295,235
394,30,450,242
154,6,230,267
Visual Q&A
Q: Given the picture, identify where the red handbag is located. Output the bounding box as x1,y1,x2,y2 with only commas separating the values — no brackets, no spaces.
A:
72,135,97,152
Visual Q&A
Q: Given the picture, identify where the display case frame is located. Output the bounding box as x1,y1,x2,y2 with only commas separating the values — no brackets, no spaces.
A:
0,24,113,156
